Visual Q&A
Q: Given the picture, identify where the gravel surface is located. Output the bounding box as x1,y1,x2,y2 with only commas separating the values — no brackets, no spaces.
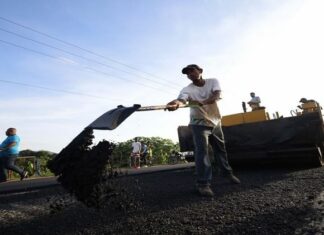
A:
0,165,323,235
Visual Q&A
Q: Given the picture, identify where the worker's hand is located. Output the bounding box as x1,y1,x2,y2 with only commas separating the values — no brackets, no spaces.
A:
166,100,180,111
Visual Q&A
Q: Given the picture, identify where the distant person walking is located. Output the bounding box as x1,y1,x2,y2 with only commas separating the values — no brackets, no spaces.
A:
167,64,240,197
147,143,153,166
140,142,148,167
0,128,27,182
247,92,261,111
130,137,141,169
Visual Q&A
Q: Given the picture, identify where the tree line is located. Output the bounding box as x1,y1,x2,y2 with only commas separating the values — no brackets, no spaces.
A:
111,136,180,167
18,136,180,175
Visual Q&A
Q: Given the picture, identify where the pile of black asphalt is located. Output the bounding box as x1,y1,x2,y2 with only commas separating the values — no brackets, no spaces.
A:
47,128,119,208
0,163,323,234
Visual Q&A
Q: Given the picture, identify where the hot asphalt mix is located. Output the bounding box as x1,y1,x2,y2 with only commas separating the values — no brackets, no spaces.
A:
0,165,323,235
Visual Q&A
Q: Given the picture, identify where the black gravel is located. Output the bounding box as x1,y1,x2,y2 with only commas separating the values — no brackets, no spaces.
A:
47,128,117,207
0,165,323,235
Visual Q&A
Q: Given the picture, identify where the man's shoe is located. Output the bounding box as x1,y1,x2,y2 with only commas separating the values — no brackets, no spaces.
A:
226,174,241,184
197,186,214,197
20,171,28,181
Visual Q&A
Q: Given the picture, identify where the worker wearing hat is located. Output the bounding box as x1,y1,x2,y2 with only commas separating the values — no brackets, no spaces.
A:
167,64,240,197
298,97,321,113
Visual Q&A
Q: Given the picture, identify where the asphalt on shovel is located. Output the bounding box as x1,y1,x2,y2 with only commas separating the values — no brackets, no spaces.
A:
48,103,191,207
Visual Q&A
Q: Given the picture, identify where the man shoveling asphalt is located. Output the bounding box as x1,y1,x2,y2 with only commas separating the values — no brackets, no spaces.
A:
167,64,240,197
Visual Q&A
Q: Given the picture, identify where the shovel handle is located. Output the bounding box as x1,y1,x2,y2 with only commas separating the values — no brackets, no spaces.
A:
136,104,190,112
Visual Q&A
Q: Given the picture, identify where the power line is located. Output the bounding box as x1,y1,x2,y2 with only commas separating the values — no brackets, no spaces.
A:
0,16,184,88
0,27,181,90
0,39,177,96
0,38,60,60
0,79,110,100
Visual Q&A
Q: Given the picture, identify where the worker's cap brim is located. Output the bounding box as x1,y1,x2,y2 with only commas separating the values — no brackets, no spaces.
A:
182,64,203,74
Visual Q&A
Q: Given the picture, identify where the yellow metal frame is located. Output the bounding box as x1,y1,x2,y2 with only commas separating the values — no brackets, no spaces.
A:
222,109,268,127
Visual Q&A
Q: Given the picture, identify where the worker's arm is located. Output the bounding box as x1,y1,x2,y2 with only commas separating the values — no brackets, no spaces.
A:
186,91,221,106
167,89,220,110
201,90,221,105
0,141,16,151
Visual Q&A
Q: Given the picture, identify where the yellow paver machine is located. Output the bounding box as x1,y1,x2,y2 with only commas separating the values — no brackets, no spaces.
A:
178,101,324,167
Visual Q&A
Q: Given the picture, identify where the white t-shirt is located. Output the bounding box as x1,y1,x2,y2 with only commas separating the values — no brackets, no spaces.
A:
177,78,221,127
131,142,141,153
249,96,261,104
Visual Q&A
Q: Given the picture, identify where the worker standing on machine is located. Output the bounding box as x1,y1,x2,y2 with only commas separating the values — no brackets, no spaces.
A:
248,92,261,111
298,98,322,113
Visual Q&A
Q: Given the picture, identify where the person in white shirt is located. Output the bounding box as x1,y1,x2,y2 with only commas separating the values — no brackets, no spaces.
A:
247,92,261,111
167,64,240,197
131,137,141,169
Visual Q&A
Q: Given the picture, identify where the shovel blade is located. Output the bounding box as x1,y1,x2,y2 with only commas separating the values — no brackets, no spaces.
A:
87,105,141,130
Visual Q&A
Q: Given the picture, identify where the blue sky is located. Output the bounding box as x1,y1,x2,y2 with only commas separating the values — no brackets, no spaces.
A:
1,0,323,152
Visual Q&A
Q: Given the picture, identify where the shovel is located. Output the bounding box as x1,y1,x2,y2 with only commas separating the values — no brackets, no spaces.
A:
87,103,191,130
49,103,192,206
